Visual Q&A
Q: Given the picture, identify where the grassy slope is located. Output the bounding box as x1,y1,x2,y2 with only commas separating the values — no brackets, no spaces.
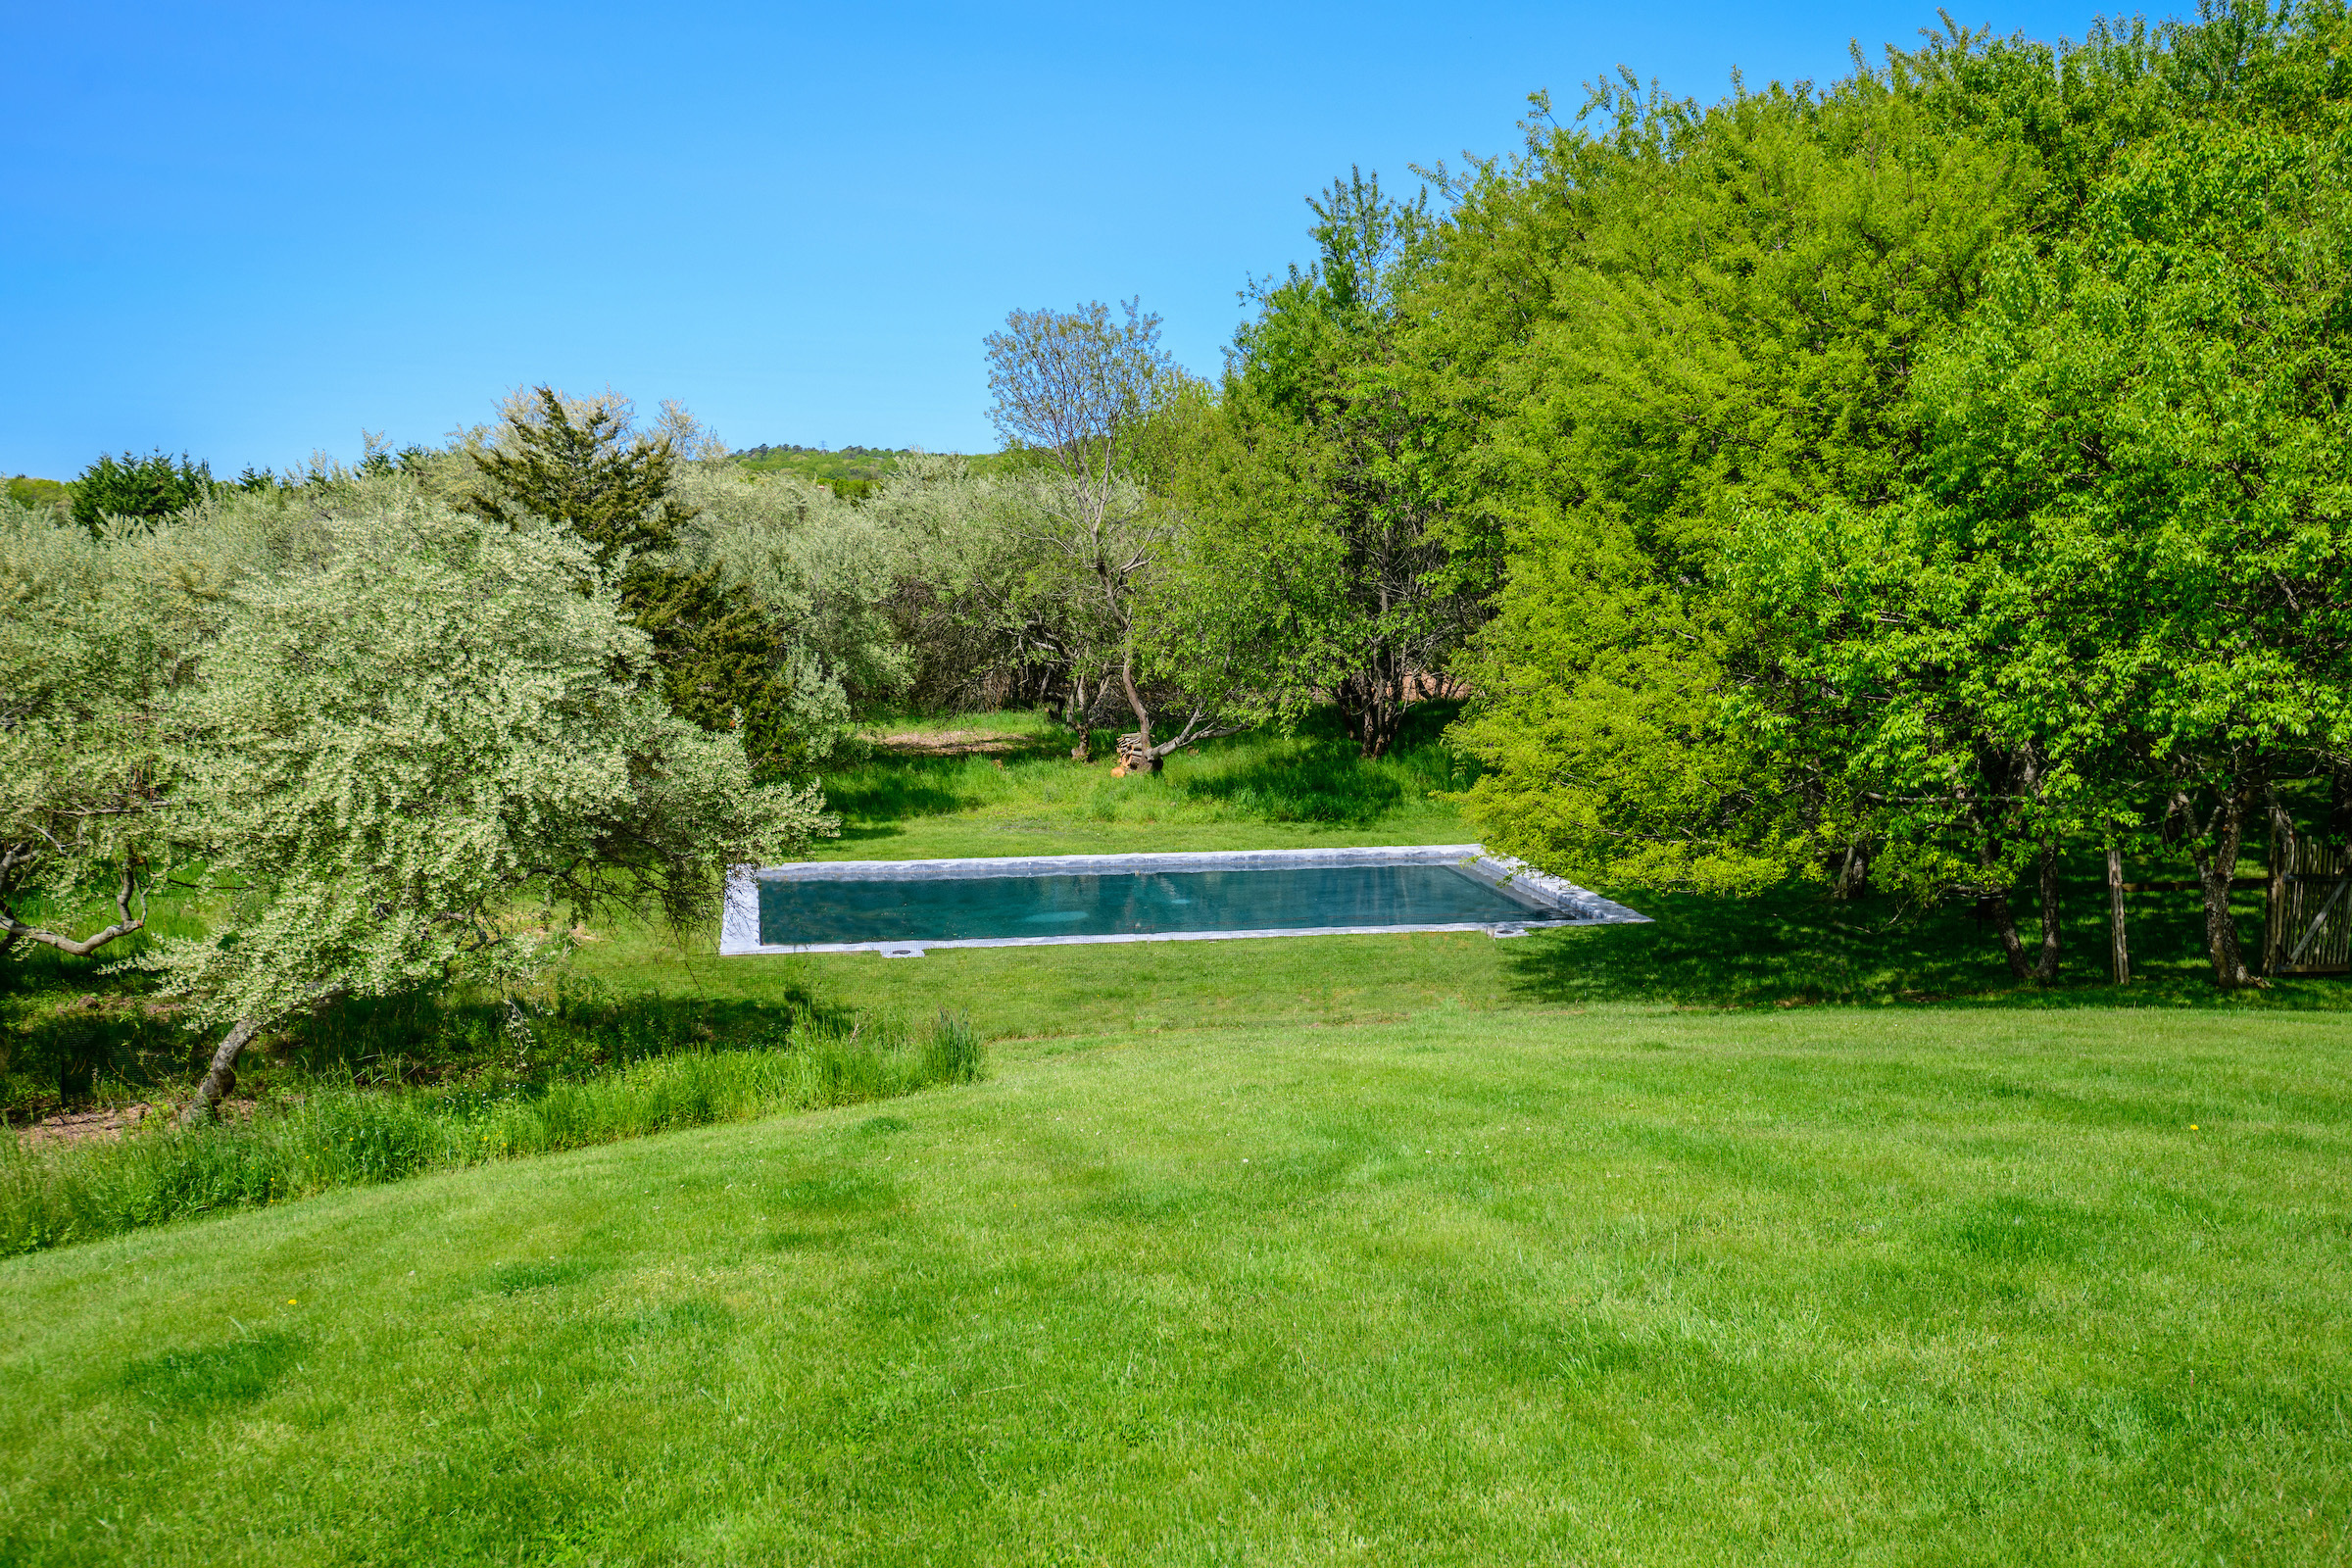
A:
3,1005,2345,1564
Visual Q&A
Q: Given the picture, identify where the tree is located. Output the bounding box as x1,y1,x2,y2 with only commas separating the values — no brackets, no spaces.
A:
1215,169,1486,758
71,450,214,533
1446,65,2037,893
1881,113,2352,989
671,461,912,771
467,388,852,780
134,488,831,1121
467,387,695,607
5,476,71,516
1695,5,2352,989
984,300,1236,766
0,501,178,959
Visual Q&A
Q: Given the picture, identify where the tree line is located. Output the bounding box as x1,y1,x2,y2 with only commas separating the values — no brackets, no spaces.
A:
1166,0,2352,993
959,3,2352,992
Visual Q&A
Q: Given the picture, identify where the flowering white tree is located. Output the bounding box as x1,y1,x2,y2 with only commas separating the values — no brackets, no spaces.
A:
0,503,178,958
78,486,835,1121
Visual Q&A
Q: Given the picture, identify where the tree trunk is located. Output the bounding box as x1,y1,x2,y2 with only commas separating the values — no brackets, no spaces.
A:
1830,840,1872,901
2106,842,2130,985
1116,656,1151,756
2031,838,2061,985
1985,891,2034,981
2189,786,2259,990
180,1018,263,1126
1977,833,2034,980
1335,669,1407,760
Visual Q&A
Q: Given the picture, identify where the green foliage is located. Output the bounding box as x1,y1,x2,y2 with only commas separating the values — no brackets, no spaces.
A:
732,445,1030,500
1736,100,2352,983
1433,0,2352,991
470,388,889,781
0,501,192,954
70,450,215,532
466,389,694,577
1196,168,1487,756
858,456,1057,711
133,488,830,1032
1445,66,2039,894
980,300,1254,756
670,463,910,772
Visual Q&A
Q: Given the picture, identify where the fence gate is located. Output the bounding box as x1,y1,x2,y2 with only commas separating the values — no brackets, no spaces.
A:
2266,818,2352,976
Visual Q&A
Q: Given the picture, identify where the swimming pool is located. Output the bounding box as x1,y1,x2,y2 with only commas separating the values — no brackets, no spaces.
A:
719,846,1644,956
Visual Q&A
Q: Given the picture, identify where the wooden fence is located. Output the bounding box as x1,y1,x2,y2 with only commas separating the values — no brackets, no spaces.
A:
2265,819,2352,976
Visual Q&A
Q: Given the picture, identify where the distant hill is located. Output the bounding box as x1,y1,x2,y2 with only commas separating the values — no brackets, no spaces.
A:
5,475,72,514
731,444,1025,499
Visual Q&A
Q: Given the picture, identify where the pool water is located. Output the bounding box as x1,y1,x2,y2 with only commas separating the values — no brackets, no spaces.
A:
756,861,1545,948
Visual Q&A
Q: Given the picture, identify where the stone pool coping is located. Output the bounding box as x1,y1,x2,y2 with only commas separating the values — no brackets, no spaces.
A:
719,845,1646,957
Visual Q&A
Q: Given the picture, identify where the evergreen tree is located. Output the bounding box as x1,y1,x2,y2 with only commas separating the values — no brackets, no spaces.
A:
466,388,824,779
71,450,214,532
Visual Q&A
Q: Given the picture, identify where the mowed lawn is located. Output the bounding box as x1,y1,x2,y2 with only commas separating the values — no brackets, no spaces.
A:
5,1002,2347,1565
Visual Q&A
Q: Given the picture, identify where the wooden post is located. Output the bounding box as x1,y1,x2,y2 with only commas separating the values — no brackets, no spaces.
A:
2106,842,2130,986
2265,807,2292,976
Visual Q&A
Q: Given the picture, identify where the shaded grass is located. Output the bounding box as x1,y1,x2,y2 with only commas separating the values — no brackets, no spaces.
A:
0,1008,982,1257
1510,861,2348,1010
0,1005,2345,1563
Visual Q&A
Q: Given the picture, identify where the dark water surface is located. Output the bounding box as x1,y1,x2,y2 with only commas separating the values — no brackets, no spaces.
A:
758,863,1539,946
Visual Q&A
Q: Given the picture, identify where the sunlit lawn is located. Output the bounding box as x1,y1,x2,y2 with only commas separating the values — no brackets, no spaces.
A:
4,1004,2346,1563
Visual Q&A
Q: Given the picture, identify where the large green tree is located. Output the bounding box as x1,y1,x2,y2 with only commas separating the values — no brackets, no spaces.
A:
1208,170,1488,758
1740,104,2352,990
1446,64,2036,893
1443,1,2352,988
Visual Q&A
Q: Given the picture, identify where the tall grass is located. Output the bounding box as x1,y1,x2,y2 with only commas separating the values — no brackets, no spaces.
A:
0,1007,983,1257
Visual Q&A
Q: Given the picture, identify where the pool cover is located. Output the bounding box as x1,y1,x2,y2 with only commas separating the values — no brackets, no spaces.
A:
720,846,1645,956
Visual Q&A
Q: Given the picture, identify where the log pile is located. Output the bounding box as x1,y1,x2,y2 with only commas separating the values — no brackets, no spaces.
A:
1107,733,1158,777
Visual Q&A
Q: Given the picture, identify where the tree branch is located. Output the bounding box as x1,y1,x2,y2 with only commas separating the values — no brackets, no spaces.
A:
0,866,148,958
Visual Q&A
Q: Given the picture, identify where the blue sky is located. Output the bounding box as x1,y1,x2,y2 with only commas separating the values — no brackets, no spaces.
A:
7,0,2118,477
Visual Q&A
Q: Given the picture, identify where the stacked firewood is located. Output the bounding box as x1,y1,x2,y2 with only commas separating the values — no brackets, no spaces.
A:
1107,733,1156,777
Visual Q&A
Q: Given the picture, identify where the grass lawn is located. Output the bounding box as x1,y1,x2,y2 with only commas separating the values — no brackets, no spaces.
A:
8,707,2351,1561
4,1004,2347,1563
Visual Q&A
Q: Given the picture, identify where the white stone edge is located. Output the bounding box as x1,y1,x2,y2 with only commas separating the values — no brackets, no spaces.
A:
748,844,1490,882
723,919,1577,957
719,845,1647,956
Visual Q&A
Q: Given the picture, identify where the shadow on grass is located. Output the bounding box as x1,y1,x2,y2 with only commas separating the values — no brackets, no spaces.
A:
1508,872,2352,1010
818,761,979,826
1176,744,1408,824
0,952,865,1123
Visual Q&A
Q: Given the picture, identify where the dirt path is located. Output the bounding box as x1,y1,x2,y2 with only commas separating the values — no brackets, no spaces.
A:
872,730,1031,757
